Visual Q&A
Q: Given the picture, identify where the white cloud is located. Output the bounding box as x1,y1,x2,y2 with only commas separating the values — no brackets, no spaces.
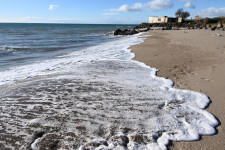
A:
145,0,173,11
108,0,173,14
184,2,195,9
49,4,58,10
110,3,143,12
197,7,225,17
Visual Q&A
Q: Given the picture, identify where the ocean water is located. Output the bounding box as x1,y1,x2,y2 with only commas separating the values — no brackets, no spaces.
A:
0,23,218,150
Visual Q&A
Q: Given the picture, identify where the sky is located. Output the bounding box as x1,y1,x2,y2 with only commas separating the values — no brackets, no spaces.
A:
0,0,225,24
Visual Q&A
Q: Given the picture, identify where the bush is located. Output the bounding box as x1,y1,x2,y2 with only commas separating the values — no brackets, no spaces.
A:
207,18,220,23
184,20,197,24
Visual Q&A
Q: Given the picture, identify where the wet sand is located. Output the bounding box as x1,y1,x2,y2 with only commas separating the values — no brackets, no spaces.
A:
131,30,225,150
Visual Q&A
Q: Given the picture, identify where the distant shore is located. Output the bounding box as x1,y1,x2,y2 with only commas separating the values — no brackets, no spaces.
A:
131,29,225,150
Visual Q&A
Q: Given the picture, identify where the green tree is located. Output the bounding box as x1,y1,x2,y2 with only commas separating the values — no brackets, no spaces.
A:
175,8,190,20
181,11,190,19
175,8,183,17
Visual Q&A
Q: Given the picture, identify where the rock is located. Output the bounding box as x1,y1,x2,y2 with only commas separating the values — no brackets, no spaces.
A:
135,28,149,32
38,133,61,149
217,23,223,28
212,33,222,36
114,28,139,36
30,131,46,147
217,20,223,28
29,132,62,150
135,23,151,29
114,29,122,35
161,26,172,30
124,29,138,35
115,22,211,35
129,134,153,144
211,26,217,31
172,27,180,30
81,139,108,150
167,26,172,30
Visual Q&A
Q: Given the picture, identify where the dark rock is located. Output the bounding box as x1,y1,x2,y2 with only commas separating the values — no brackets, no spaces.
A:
130,134,153,144
211,26,217,30
114,28,139,36
114,29,122,35
81,139,108,150
135,23,152,29
166,26,172,30
115,22,213,35
135,27,150,32
30,131,46,146
38,133,61,150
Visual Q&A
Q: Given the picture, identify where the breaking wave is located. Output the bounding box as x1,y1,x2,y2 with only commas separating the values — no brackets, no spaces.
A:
0,33,218,150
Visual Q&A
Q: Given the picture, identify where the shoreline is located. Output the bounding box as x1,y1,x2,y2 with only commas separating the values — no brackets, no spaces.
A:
131,30,225,150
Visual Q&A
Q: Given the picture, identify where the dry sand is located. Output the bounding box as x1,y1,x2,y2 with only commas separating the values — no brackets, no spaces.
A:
131,29,225,150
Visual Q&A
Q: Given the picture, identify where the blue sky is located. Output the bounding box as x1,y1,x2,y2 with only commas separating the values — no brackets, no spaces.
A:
0,0,225,24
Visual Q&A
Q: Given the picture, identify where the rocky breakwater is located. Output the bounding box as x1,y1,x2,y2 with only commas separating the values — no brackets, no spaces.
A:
114,24,150,35
114,22,224,35
114,28,139,36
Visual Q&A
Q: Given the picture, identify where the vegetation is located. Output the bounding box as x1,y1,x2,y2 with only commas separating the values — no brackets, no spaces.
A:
197,17,225,25
175,8,183,17
175,8,190,19
206,17,225,24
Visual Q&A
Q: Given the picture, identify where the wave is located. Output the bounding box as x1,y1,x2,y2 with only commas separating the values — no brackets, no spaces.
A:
0,33,218,150
0,46,34,51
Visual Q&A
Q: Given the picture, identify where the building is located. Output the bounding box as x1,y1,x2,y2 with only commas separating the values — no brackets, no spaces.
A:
149,16,183,23
195,16,202,21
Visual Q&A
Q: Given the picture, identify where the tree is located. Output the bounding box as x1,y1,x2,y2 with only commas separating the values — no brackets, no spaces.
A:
175,8,190,19
175,8,183,17
181,11,190,19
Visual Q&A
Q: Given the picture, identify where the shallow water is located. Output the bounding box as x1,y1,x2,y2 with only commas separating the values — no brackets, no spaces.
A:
0,23,134,71
0,24,218,150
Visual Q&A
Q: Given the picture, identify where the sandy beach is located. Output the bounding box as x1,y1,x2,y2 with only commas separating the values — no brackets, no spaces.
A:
131,29,225,150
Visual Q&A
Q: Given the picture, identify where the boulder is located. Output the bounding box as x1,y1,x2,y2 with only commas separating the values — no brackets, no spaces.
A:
114,29,122,35
114,28,139,36
217,21,223,28
211,26,217,31
135,28,149,32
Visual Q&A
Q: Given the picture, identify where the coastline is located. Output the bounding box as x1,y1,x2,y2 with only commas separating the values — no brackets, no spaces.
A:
131,30,225,150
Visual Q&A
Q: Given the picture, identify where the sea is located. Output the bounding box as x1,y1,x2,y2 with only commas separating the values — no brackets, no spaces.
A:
0,23,218,150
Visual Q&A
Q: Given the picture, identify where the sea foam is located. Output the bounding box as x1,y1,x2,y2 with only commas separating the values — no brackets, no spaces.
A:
0,33,218,150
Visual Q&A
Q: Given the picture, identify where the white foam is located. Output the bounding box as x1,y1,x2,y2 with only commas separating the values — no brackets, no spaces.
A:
0,35,142,85
0,33,218,150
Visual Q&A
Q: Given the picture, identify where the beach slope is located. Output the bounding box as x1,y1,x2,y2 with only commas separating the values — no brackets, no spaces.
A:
131,30,225,150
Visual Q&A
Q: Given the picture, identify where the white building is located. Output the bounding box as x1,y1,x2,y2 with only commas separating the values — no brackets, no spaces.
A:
149,16,183,23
